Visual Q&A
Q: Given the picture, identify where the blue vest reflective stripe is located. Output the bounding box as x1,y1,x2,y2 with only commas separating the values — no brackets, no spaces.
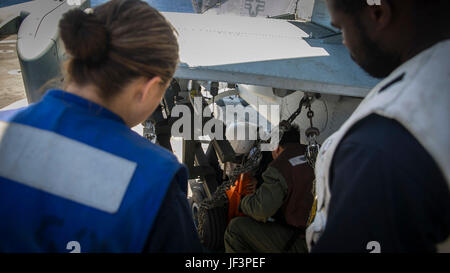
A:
0,90,187,252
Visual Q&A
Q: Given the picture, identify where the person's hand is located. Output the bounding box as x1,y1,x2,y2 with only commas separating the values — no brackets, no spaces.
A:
245,177,258,195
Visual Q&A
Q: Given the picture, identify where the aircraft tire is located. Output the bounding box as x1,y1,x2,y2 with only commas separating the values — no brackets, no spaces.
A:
190,180,227,252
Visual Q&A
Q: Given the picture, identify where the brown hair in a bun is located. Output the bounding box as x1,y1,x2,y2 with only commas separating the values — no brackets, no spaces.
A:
58,0,179,100
60,9,109,65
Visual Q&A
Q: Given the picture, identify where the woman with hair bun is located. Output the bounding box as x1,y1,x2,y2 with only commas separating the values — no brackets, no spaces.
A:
0,0,202,253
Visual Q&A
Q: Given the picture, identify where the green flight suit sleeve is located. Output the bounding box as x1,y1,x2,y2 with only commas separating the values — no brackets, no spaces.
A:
240,166,288,223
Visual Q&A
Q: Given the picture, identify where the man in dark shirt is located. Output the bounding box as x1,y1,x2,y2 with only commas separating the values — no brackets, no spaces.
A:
310,0,450,252
313,114,450,252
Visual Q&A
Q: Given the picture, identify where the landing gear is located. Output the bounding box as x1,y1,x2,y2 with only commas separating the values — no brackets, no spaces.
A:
189,179,227,252
142,79,182,151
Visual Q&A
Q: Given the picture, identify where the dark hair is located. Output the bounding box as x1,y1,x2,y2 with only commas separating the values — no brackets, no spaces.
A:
279,124,301,148
333,0,450,43
59,0,179,100
410,0,450,39
332,0,367,13
333,0,450,17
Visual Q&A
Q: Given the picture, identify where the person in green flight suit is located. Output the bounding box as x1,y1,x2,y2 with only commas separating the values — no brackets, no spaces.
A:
224,124,315,253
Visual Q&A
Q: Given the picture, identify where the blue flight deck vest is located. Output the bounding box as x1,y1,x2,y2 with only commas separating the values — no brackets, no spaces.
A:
0,90,188,252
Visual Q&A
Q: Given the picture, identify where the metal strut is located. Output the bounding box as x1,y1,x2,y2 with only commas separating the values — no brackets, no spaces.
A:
284,94,321,169
287,95,308,124
305,104,320,169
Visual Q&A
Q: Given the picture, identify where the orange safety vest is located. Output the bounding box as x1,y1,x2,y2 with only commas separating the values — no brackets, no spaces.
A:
225,172,254,223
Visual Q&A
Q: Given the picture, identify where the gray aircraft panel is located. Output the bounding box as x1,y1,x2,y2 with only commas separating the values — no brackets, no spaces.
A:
11,2,380,103
164,12,380,97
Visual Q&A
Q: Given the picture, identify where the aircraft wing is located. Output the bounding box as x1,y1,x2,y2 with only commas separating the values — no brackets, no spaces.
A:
164,12,380,98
